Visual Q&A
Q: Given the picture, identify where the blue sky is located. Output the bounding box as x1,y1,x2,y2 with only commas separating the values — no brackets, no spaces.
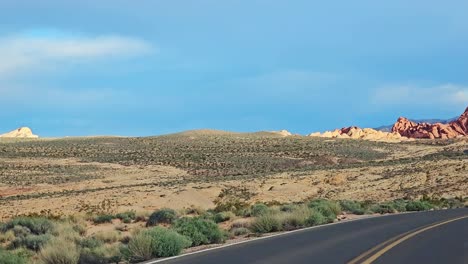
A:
1,0,468,137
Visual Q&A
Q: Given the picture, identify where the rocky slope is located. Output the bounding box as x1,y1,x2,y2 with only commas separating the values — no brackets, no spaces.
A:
0,127,39,138
309,127,404,141
392,107,468,139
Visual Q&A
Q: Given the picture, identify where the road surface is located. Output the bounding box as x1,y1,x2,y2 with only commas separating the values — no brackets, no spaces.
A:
150,208,468,264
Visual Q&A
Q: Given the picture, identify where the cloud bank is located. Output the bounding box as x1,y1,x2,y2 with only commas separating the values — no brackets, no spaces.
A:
0,31,154,76
372,83,468,107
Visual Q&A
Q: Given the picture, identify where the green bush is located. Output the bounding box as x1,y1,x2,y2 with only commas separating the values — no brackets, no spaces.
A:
145,227,191,258
79,245,122,264
391,200,408,212
370,203,397,214
93,215,115,224
116,211,136,223
305,211,327,226
308,200,341,223
2,217,54,235
279,206,311,231
213,212,234,223
339,200,365,215
406,200,433,211
251,204,269,217
173,217,226,246
0,249,28,264
146,209,177,227
126,227,190,262
250,214,281,233
80,237,104,249
11,234,51,251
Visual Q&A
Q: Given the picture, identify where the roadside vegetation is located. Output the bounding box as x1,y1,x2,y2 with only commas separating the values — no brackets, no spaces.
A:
0,196,465,263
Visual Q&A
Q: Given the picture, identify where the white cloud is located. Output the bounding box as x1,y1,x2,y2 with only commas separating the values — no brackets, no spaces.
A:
372,83,468,107
0,32,154,76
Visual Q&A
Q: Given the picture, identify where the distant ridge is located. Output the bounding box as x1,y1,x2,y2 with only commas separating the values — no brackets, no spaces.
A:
375,118,456,132
166,129,294,137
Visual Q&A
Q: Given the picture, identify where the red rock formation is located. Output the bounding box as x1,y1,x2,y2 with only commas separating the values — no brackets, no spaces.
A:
392,107,468,139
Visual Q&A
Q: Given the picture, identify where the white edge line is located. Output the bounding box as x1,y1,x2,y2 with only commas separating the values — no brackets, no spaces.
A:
143,211,421,264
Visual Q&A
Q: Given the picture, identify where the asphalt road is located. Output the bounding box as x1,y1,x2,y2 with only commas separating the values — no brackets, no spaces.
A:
151,208,468,264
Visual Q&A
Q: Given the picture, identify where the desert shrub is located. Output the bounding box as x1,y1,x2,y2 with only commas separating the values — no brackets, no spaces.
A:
251,203,269,217
38,237,80,264
250,214,281,233
80,237,103,249
230,219,250,229
405,200,433,211
79,244,122,264
146,208,177,227
126,227,190,262
305,210,327,226
125,231,152,263
173,217,226,246
279,206,312,231
0,249,28,264
213,212,235,223
93,215,115,224
116,211,136,224
231,227,250,236
391,200,408,212
11,226,31,237
339,200,365,215
94,231,121,244
308,200,341,223
370,203,396,214
280,204,297,212
0,230,15,243
2,217,53,235
11,234,51,251
145,227,191,258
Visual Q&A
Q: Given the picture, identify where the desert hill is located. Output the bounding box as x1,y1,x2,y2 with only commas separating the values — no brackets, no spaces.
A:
0,127,38,138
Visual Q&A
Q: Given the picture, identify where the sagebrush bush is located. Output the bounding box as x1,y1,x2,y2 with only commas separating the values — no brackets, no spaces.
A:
146,208,177,227
305,210,327,226
370,203,396,214
279,206,312,231
79,244,122,264
390,200,408,212
94,231,121,244
231,227,250,236
93,215,115,224
308,200,341,223
405,200,433,211
10,234,51,251
251,203,269,217
213,212,235,223
250,213,281,233
0,249,28,264
339,200,365,215
173,217,226,246
126,227,190,262
126,231,153,263
0,230,15,243
116,211,136,224
145,227,191,258
38,237,80,264
2,217,54,235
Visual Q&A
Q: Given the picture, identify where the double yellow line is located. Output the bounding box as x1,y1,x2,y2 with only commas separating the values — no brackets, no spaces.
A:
348,215,468,264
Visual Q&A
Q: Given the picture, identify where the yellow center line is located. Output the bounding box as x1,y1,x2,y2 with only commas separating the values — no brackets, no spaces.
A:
348,215,468,264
